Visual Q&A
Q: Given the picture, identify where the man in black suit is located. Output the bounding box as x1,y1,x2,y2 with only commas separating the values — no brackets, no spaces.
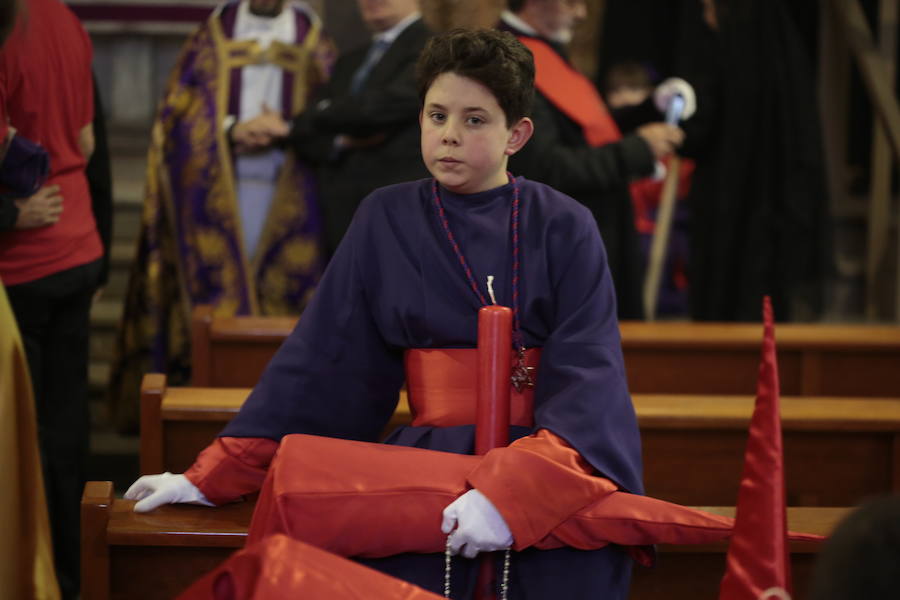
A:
499,0,682,319
233,0,429,257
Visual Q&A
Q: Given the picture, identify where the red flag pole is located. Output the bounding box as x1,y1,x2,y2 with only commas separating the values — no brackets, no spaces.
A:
718,296,792,600
474,305,513,600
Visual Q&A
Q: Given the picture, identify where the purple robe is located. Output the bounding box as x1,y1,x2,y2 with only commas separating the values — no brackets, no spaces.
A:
108,0,327,430
222,176,644,599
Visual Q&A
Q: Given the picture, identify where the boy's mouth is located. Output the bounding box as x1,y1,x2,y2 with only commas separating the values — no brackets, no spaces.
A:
438,157,462,164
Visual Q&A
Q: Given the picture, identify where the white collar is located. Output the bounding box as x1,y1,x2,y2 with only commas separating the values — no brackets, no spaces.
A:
500,10,539,37
373,12,421,46
500,9,571,45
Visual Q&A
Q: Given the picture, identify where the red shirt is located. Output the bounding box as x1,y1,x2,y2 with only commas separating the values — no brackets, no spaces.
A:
0,0,101,285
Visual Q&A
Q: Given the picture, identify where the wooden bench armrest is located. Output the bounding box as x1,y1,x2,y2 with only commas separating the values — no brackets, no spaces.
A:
82,481,114,600
140,373,168,475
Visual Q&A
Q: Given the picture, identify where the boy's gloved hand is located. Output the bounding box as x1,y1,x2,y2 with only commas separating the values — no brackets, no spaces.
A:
124,472,214,513
441,489,513,558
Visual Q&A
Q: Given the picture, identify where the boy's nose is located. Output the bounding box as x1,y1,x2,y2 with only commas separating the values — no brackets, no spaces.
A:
440,119,461,145
441,129,460,145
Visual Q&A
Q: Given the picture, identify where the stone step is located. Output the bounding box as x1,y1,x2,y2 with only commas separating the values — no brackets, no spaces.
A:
112,166,147,208
111,240,136,267
103,268,130,298
89,325,118,366
91,298,122,329
113,204,143,241
89,362,111,394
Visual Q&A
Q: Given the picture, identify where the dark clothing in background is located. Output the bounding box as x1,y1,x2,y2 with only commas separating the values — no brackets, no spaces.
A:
0,1,103,596
675,0,831,321
500,19,653,319
287,18,431,258
86,74,113,287
6,258,100,599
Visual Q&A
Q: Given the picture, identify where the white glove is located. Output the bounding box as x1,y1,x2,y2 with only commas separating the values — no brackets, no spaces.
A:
124,472,214,513
441,489,513,559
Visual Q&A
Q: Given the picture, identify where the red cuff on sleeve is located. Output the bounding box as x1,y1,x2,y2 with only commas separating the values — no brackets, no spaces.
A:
184,437,279,506
467,429,617,550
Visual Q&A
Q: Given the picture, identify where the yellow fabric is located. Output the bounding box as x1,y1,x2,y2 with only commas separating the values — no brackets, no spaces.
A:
0,280,60,599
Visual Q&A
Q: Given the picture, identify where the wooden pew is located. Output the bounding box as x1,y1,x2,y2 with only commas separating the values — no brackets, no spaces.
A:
139,376,900,506
189,306,900,395
629,506,840,600
81,481,251,600
140,374,252,475
80,480,844,600
638,394,900,506
620,321,900,396
191,305,295,387
139,373,412,475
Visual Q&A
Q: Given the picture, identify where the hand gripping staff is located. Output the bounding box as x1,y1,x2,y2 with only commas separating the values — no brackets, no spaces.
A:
642,77,697,320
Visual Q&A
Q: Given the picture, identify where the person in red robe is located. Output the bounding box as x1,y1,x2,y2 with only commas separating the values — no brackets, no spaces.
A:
499,0,684,318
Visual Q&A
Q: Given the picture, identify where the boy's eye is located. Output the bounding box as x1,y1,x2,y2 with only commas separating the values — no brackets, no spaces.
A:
429,112,446,123
467,116,485,125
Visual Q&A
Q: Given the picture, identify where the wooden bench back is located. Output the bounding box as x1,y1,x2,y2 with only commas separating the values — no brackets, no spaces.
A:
81,479,846,600
191,305,296,387
190,306,900,395
140,374,900,505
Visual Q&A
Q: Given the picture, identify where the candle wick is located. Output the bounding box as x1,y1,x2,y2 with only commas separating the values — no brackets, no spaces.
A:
486,275,497,305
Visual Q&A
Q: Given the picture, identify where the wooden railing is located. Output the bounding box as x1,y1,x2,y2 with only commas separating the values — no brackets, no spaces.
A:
822,0,900,320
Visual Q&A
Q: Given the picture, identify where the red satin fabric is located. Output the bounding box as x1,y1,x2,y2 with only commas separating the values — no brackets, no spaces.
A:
468,431,612,550
184,348,550,506
177,533,442,600
719,297,793,599
404,348,540,428
185,437,279,506
246,434,823,567
517,36,621,147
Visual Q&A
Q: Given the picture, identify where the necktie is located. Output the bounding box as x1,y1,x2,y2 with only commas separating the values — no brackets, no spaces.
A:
349,38,391,94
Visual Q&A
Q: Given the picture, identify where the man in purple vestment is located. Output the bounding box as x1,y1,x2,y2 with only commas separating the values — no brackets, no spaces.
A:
127,29,643,600
108,0,328,430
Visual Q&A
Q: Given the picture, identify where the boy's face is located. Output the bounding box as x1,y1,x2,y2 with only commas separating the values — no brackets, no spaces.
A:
420,72,532,195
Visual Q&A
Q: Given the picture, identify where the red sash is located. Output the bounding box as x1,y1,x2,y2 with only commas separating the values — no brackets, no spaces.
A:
518,36,620,148
404,348,541,428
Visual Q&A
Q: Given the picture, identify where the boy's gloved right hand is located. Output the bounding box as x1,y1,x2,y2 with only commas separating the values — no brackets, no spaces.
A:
124,472,214,513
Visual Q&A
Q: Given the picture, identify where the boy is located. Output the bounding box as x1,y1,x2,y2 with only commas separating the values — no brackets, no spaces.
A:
127,29,643,599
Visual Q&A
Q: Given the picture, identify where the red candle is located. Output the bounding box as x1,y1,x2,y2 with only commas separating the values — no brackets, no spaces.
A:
475,305,513,456
475,305,513,600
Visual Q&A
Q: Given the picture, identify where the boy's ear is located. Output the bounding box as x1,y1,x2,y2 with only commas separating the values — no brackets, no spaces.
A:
505,117,534,156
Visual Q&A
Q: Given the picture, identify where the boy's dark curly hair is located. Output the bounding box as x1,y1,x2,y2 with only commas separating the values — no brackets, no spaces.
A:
416,28,535,128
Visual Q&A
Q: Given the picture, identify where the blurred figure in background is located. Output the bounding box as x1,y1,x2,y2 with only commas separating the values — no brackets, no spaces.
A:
604,60,693,317
109,0,329,431
675,0,831,321
231,0,430,257
0,0,103,595
500,0,684,318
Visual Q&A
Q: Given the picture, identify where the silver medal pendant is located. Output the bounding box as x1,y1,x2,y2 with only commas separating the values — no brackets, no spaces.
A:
510,348,535,393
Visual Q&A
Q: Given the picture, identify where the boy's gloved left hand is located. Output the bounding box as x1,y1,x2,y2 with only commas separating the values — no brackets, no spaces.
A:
442,489,513,558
